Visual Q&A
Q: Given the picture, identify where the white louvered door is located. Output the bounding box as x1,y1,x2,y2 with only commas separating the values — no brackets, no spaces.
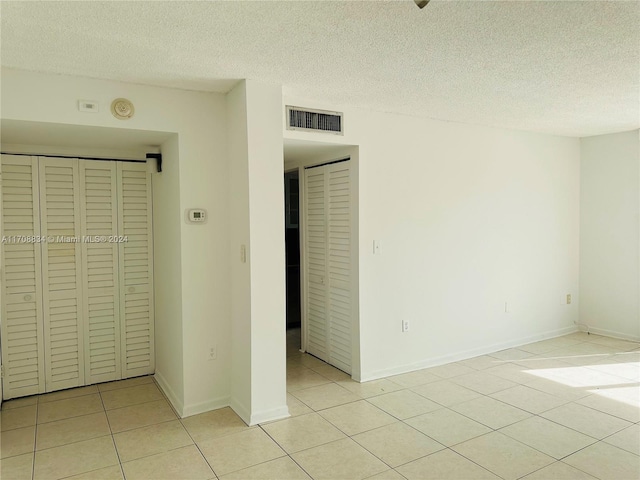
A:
38,158,85,391
326,162,352,373
0,155,45,398
1,155,154,400
117,162,154,378
304,167,328,362
80,161,121,384
303,160,353,374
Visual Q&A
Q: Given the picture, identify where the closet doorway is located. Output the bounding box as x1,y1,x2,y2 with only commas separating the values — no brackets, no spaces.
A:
302,158,353,374
1,154,154,400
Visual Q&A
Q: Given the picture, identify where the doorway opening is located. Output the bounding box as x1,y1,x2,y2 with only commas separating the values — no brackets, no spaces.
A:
284,170,302,354
283,139,361,381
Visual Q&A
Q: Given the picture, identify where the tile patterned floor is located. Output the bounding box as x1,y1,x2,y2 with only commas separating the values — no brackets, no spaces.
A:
1,330,639,480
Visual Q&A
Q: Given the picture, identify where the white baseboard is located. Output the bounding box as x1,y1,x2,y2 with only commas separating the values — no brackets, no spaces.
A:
359,325,578,382
182,395,231,418
580,325,640,342
154,375,288,423
154,370,184,417
249,405,290,426
229,397,290,426
229,397,251,426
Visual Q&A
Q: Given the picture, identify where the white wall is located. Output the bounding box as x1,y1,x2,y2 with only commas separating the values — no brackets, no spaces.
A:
228,81,288,425
285,98,581,380
178,91,231,416
580,130,640,341
153,134,184,409
228,81,252,420
1,68,232,415
245,81,287,424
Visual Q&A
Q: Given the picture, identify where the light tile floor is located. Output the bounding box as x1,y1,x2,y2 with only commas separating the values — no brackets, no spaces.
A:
1,330,639,480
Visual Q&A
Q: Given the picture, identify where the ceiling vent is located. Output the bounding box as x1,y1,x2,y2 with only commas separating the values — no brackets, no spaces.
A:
286,106,343,135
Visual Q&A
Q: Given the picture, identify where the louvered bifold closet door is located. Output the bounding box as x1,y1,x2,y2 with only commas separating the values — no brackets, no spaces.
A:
326,162,352,374
117,162,154,378
79,161,121,384
0,155,45,398
38,157,85,391
304,167,329,362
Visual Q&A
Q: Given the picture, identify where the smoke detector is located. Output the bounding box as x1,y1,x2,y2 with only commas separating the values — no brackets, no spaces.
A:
111,98,135,120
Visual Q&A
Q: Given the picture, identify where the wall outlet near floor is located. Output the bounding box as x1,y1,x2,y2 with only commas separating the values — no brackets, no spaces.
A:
208,345,217,361
566,294,572,305
402,320,410,332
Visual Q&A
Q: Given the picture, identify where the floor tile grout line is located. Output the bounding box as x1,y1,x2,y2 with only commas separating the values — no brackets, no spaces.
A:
253,424,318,480
572,398,640,424
477,426,579,465
598,422,640,447
36,390,99,405
515,461,559,480
55,463,121,480
99,379,165,411
124,379,167,472
533,409,626,442
262,417,349,456
28,407,108,429
174,403,218,479
96,389,128,480
539,456,606,480
30,396,39,480
102,396,174,417
31,432,116,456
347,427,415,472
189,436,221,478
441,446,506,480
43,386,112,479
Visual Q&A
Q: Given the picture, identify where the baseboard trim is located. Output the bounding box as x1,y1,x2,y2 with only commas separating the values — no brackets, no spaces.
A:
580,325,640,342
359,325,578,382
229,397,251,426
153,377,289,423
154,370,184,417
182,395,231,418
249,405,290,426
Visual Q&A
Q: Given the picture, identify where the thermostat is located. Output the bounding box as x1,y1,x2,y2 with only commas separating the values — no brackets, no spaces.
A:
187,209,207,223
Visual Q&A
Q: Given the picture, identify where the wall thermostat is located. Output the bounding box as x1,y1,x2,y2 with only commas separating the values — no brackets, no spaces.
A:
187,209,207,223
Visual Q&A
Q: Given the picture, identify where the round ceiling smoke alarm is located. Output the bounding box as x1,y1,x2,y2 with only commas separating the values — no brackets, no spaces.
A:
111,98,135,120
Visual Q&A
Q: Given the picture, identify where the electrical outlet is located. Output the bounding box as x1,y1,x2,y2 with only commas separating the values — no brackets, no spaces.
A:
566,294,572,305
207,345,217,361
402,320,410,332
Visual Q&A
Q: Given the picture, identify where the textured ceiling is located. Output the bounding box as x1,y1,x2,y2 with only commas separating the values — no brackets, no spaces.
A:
1,0,638,137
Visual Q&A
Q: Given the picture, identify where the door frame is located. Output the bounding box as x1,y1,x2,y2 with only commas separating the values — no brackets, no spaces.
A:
297,153,361,380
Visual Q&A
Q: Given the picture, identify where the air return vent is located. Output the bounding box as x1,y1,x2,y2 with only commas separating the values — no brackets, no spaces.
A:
286,106,343,135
